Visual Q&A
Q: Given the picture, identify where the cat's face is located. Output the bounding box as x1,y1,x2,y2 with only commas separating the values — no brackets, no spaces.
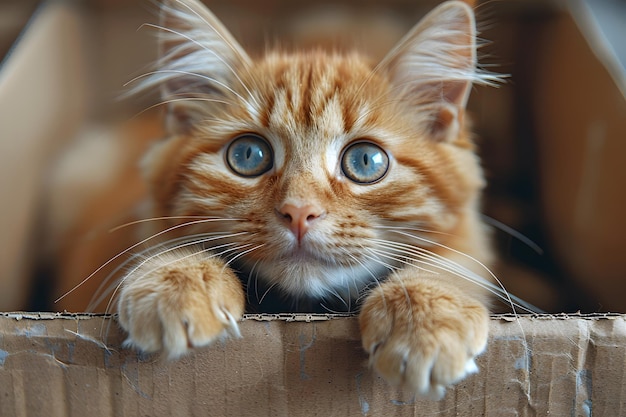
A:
137,0,496,303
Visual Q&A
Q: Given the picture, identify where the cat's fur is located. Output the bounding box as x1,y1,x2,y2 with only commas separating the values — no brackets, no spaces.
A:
117,0,499,398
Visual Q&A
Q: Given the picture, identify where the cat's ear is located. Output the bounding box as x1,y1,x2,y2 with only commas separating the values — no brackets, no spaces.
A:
146,0,252,134
380,1,495,142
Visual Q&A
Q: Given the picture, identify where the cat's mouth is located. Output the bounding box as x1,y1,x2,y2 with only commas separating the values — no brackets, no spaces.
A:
272,237,343,267
284,244,328,263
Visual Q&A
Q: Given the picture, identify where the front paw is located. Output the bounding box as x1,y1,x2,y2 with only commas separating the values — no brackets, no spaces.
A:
117,253,245,359
359,277,489,399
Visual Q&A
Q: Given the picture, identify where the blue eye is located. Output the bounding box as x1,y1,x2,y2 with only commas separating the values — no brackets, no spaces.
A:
226,134,273,177
341,141,389,184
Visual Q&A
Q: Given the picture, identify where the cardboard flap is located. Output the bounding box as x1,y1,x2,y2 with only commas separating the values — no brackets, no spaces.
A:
0,1,88,310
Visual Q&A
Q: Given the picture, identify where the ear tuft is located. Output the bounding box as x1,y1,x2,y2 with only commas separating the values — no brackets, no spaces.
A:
130,0,252,134
381,1,500,142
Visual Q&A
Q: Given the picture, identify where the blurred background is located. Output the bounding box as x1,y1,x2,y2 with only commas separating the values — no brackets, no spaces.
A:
0,0,624,313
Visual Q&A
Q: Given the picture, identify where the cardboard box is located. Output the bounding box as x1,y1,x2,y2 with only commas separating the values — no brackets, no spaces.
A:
1,312,625,416
530,2,626,311
0,0,89,310
1,0,626,415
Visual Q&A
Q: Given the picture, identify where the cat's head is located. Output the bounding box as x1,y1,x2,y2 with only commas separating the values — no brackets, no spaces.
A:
135,0,498,305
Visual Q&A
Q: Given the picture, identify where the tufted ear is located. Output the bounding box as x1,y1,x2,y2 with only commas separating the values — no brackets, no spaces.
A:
137,0,252,134
380,1,497,142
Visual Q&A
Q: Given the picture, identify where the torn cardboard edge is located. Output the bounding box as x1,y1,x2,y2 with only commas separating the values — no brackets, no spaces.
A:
2,310,625,322
1,313,625,416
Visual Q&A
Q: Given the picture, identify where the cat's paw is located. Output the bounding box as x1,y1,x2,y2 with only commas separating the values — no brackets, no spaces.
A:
117,254,245,359
359,277,489,399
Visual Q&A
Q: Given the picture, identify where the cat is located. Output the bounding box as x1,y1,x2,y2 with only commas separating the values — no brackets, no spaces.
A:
116,0,502,399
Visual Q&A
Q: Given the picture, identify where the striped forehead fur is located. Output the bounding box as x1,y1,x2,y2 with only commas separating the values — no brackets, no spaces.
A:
129,1,501,130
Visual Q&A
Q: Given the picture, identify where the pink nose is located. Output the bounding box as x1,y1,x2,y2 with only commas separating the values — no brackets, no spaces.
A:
278,203,325,242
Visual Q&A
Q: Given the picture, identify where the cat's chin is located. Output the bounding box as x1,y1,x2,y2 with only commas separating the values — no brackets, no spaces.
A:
251,257,389,302
281,245,333,265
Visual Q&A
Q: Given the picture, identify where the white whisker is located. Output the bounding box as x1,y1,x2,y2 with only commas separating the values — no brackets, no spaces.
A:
326,285,350,310
131,97,233,119
338,248,386,307
170,0,260,108
373,224,450,237
244,258,262,305
360,248,416,322
222,243,265,269
110,216,242,232
88,231,247,311
210,243,255,260
339,248,379,299
359,251,400,273
369,243,507,304
56,217,242,305
102,239,248,340
367,246,440,276
259,282,279,305
481,215,544,255
126,70,250,110
371,238,496,295
379,231,539,314
103,240,246,318
136,23,259,112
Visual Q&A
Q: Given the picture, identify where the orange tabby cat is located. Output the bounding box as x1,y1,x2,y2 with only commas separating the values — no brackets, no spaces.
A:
116,0,500,398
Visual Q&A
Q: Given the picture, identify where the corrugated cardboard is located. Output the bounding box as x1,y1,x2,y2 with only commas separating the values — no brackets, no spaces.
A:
1,313,625,416
1,0,626,415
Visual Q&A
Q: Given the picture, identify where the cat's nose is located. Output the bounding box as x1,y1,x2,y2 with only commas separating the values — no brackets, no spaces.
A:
277,203,326,242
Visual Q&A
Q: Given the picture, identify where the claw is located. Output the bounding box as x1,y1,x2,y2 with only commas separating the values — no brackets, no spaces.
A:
222,308,242,339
